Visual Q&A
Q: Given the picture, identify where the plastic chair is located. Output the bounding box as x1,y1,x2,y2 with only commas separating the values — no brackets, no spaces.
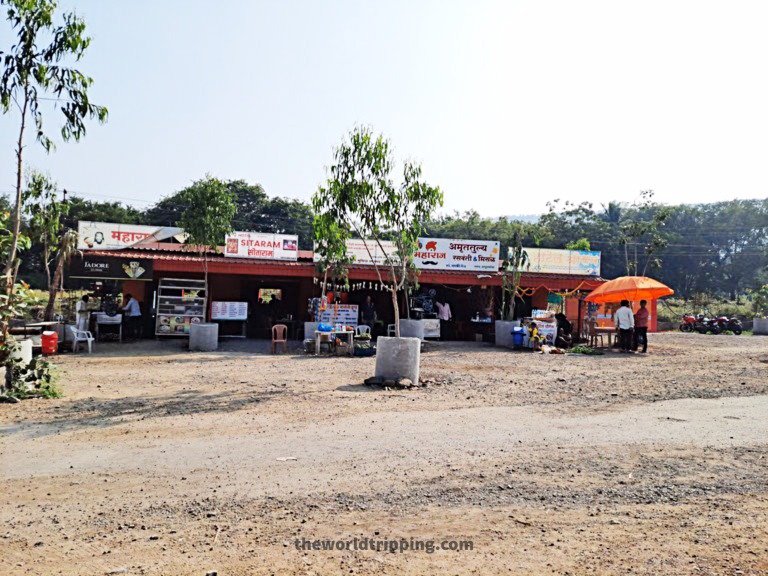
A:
387,324,396,336
271,324,288,354
70,326,95,353
356,325,371,336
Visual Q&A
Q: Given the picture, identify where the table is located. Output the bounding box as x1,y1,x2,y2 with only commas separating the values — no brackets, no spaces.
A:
96,314,122,342
8,320,59,338
315,330,354,356
594,326,617,346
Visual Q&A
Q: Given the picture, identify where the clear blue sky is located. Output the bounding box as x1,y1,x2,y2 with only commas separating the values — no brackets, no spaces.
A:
2,0,767,216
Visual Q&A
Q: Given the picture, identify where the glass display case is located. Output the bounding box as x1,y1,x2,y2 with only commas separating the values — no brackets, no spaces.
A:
155,278,207,336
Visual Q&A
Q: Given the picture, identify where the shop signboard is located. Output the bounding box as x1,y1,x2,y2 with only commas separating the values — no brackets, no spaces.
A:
535,319,558,346
414,237,500,271
77,221,184,250
318,304,359,327
211,301,248,321
224,231,299,260
69,254,153,281
519,247,601,276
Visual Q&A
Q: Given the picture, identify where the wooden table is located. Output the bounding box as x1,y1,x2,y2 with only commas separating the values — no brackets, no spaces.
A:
315,330,354,356
594,326,617,346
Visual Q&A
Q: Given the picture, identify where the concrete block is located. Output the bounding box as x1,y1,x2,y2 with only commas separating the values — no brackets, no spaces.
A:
374,336,420,384
189,323,219,351
495,320,520,348
398,319,425,340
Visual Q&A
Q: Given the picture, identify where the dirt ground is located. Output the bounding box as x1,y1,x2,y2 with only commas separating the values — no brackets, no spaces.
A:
1,333,767,576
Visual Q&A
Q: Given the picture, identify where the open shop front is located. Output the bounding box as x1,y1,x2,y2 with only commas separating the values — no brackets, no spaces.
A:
66,253,155,342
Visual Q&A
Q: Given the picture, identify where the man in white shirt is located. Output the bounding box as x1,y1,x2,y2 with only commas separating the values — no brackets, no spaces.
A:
614,299,635,353
122,293,142,340
435,301,452,340
76,295,90,331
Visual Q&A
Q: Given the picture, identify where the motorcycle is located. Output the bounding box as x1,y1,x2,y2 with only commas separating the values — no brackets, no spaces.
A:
714,316,743,335
696,315,723,335
679,314,697,332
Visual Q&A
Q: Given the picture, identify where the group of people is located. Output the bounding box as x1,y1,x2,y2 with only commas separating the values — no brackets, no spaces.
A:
526,312,574,351
76,292,143,340
613,299,650,353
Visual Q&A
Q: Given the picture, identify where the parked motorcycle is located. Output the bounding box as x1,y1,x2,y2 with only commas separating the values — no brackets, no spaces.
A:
679,314,697,332
714,316,743,335
696,316,723,335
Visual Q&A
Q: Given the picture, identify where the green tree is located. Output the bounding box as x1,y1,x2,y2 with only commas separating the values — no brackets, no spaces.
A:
177,176,236,292
565,238,591,251
500,232,529,321
146,180,315,248
23,169,72,319
1,0,107,293
313,127,443,337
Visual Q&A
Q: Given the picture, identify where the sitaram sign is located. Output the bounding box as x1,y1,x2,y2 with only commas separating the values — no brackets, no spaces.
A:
413,238,501,272
224,232,299,260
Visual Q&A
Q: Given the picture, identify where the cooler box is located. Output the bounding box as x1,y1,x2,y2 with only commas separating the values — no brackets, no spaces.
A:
41,330,58,355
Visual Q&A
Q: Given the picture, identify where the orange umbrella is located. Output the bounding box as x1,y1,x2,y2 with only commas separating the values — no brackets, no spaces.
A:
585,276,674,304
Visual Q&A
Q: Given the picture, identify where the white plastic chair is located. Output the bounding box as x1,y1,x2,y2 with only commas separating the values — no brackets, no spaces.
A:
70,326,95,353
356,325,371,336
387,324,396,336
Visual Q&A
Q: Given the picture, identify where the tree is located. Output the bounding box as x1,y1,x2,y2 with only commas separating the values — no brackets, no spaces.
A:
313,127,443,337
565,238,591,251
500,232,529,321
1,0,107,294
23,169,71,319
146,180,316,248
177,176,236,292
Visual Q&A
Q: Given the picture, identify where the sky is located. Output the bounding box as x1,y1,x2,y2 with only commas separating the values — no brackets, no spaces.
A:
1,0,768,218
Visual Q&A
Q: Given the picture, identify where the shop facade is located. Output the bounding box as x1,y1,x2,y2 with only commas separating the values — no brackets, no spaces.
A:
69,245,625,341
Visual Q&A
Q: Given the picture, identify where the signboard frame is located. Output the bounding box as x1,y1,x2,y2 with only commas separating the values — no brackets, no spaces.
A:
414,237,500,272
224,231,299,261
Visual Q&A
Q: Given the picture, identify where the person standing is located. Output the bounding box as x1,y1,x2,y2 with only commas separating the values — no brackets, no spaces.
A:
614,300,635,353
361,295,377,327
76,295,90,332
435,300,452,340
633,299,650,353
122,293,142,340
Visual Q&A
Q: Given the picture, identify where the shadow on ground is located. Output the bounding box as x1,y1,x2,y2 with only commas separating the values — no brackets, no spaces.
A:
0,387,286,440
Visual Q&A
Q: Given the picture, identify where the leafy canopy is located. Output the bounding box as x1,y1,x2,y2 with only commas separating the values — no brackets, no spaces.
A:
313,127,442,335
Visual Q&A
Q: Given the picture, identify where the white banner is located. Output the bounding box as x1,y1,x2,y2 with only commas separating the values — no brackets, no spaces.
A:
313,239,398,266
520,248,601,276
224,232,299,260
77,221,184,250
319,304,359,327
211,301,248,321
414,237,500,271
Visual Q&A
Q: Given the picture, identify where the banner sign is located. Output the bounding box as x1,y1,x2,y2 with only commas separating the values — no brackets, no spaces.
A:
314,239,398,266
69,255,153,281
519,248,601,276
211,301,248,321
319,304,359,327
345,239,397,266
78,221,184,250
224,232,299,260
414,237,500,271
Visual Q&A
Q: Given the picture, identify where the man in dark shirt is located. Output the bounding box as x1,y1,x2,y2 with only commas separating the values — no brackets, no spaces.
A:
633,300,650,353
361,295,377,327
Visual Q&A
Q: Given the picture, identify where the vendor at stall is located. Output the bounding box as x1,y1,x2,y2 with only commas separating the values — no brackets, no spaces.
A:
122,293,142,340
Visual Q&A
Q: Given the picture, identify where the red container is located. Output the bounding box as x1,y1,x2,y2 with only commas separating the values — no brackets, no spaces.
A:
41,330,58,355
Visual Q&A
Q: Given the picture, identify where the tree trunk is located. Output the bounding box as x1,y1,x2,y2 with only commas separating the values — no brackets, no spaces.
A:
3,87,29,295
391,288,400,338
43,242,67,321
